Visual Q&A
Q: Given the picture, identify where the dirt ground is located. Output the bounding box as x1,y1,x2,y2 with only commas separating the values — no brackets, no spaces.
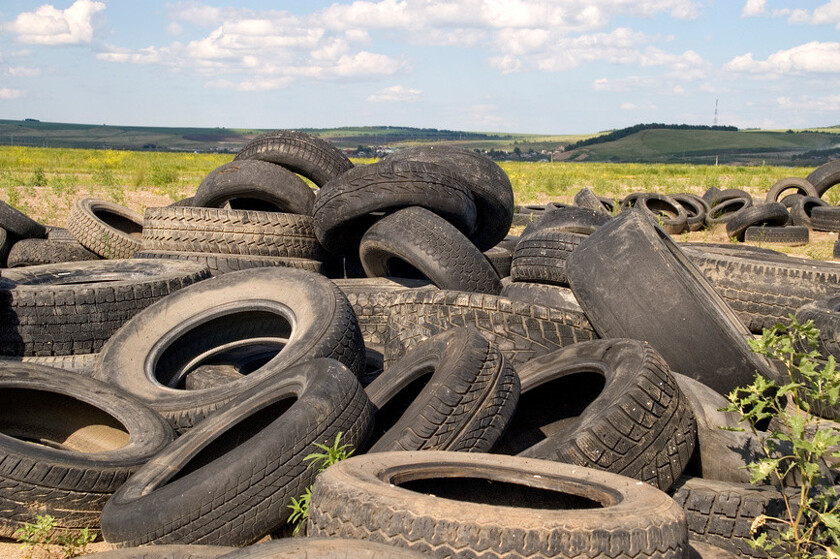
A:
0,537,113,559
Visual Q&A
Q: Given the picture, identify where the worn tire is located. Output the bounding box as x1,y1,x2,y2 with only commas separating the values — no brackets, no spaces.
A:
671,194,709,232
495,339,696,491
6,238,100,267
500,281,582,312
510,230,586,286
0,200,46,239
807,160,840,197
100,359,373,547
0,259,210,356
384,290,597,369
743,225,809,246
573,187,611,214
233,130,353,187
67,198,143,259
215,539,428,559
788,195,827,228
141,206,322,259
705,197,754,229
366,327,518,453
810,205,840,232
724,202,789,241
308,450,689,559
622,193,688,236
83,546,235,559
94,267,365,432
521,205,610,237
194,160,315,215
765,177,818,203
313,160,477,254
0,353,97,376
133,250,322,275
483,244,512,278
359,206,501,295
796,296,840,363
0,362,174,537
566,210,783,396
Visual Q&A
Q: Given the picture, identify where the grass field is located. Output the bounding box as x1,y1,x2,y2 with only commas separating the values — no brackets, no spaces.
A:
0,145,834,259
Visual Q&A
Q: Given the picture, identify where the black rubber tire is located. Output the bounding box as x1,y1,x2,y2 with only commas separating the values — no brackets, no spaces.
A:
313,160,477,254
194,160,315,215
788,195,828,228
724,202,789,241
796,296,840,363
682,243,840,333
703,188,752,208
133,250,322,275
308,450,690,559
500,281,582,312
215,539,428,559
0,259,210,357
94,267,365,432
573,187,611,213
0,200,46,239
84,545,236,559
100,358,374,547
366,327,518,453
359,206,501,295
807,160,840,197
765,177,818,203
0,353,97,376
705,197,754,228
621,193,688,235
509,230,586,286
0,362,174,537
671,193,709,232
333,278,436,346
671,477,793,558
168,196,196,208
743,224,809,245
385,145,514,251
45,226,75,240
686,542,738,559
67,198,143,259
6,237,101,267
565,210,784,396
673,373,764,485
0,226,12,267
521,205,610,237
495,339,696,491
383,290,597,369
141,206,323,259
810,205,840,232
233,130,353,188
483,244,512,277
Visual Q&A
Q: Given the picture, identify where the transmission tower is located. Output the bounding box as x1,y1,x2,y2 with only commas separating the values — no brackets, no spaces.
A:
713,99,719,126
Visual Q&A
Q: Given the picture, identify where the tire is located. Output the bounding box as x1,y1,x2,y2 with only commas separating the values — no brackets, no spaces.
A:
810,205,840,232
385,145,514,251
0,362,174,537
46,226,75,240
100,358,374,547
0,259,210,357
671,193,709,232
682,243,840,334
0,226,12,267
215,539,428,559
521,205,610,237
788,195,827,228
500,281,582,312
724,202,789,241
133,250,322,275
0,353,97,376
365,327,518,453
673,373,764,485
573,187,610,213
313,160,478,254
621,193,688,235
233,130,353,187
67,198,143,259
703,188,752,209
509,230,586,286
483,244,512,278
194,160,315,215
141,206,323,259
168,196,196,208
308,450,690,559
705,197,753,229
84,546,235,559
495,339,696,491
671,477,793,558
806,160,840,197
94,267,366,432
796,296,840,363
765,177,818,203
383,290,597,369
6,238,100,267
686,543,738,559
359,206,501,295
0,200,46,239
565,210,784,396
333,278,436,346
743,225,809,245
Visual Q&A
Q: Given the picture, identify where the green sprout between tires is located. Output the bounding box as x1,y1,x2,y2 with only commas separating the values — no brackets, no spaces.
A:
287,431,354,535
14,514,97,559
722,316,840,558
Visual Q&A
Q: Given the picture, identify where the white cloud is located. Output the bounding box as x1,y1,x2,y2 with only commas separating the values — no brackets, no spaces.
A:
0,88,26,99
4,67,41,77
620,101,657,110
167,23,184,37
777,93,840,111
742,0,766,17
773,2,840,28
367,85,422,102
5,0,105,45
726,41,840,76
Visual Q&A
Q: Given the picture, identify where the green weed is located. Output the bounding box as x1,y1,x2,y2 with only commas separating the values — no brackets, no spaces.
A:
14,514,96,559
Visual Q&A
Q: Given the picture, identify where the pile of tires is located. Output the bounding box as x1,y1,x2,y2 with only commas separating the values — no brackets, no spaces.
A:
0,130,837,559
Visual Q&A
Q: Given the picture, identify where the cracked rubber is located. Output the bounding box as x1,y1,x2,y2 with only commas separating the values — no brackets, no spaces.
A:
6,237,100,267
67,198,143,259
510,230,587,286
308,450,689,559
366,327,518,453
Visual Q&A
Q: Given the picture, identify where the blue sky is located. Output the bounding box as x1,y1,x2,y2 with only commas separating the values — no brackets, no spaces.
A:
0,0,839,134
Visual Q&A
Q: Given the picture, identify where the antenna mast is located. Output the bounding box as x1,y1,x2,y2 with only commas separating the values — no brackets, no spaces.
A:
713,98,719,126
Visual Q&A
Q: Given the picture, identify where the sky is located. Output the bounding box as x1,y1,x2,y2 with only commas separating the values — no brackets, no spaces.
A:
0,0,839,134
